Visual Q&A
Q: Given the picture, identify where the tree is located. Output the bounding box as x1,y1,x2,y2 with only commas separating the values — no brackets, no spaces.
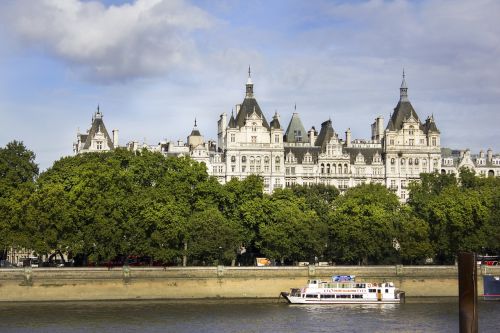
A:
251,189,327,264
0,141,39,260
185,208,242,265
328,184,401,264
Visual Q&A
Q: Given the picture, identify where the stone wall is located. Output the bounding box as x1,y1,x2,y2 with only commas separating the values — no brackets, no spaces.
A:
1,265,499,302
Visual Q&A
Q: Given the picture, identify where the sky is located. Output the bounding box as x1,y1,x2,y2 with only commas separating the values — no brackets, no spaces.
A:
1,0,499,170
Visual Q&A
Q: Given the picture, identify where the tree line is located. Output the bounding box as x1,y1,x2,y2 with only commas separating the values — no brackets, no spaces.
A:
1,141,499,266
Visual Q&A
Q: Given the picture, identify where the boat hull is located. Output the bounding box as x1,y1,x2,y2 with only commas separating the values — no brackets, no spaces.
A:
280,292,403,304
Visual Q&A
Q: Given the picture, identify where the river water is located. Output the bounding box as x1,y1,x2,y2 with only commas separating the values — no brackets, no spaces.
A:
0,298,499,332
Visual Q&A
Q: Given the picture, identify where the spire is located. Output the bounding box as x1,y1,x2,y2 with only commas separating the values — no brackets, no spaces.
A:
194,118,197,128
400,69,408,102
245,66,254,98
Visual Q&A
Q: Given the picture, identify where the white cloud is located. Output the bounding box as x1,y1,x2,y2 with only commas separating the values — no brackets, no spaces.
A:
1,0,214,82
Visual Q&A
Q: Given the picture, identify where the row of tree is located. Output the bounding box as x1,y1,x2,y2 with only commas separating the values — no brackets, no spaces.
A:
1,141,499,266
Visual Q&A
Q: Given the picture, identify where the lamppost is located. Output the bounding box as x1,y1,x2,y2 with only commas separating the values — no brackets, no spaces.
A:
218,246,223,266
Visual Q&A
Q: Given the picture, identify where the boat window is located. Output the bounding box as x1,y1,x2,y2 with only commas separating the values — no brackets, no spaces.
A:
306,294,318,298
369,289,376,293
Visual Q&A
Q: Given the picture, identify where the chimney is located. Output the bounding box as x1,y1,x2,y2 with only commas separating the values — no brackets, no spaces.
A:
345,128,352,147
112,129,119,147
377,116,384,141
308,127,316,145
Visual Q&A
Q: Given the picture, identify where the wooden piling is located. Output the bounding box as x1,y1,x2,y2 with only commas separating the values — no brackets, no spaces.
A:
458,252,478,333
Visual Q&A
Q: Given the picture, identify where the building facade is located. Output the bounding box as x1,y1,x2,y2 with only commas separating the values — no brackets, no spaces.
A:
74,70,499,198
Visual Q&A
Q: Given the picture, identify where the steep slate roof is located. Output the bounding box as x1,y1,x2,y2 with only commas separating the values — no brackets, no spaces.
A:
190,129,201,136
424,116,440,134
235,97,270,129
82,113,114,150
386,100,424,131
270,113,281,129
314,119,335,147
228,113,237,128
285,147,321,164
344,147,383,165
284,113,307,143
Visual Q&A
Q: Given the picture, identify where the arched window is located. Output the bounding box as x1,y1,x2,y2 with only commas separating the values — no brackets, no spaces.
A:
264,156,270,164
391,158,395,165
275,156,280,164
327,164,331,174
344,164,348,174
409,125,414,135
409,158,413,165
252,122,257,132
401,158,405,165
414,158,419,165
242,156,247,163
321,163,325,174
332,164,336,174
489,170,495,177
231,156,236,163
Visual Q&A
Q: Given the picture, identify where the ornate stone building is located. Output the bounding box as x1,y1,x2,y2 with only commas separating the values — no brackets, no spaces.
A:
74,70,499,199
73,107,118,154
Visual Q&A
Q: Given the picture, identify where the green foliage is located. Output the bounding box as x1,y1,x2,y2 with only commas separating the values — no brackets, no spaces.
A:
1,141,498,266
256,189,327,263
328,184,401,264
0,141,39,258
408,170,498,263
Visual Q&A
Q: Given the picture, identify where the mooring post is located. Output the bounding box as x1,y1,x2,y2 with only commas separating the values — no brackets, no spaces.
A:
458,252,478,333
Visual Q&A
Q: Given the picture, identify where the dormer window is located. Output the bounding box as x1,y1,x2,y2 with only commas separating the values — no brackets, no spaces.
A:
409,125,414,135
252,122,257,132
96,141,103,150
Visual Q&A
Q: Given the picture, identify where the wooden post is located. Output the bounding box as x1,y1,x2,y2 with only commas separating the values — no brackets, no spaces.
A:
458,252,478,333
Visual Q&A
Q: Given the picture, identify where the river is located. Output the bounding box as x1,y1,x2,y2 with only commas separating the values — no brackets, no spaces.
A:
0,298,499,332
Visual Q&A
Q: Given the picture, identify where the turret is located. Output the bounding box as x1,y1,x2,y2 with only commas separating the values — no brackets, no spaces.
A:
400,69,408,102
245,66,254,98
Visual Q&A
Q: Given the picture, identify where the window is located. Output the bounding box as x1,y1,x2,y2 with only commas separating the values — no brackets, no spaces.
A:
409,139,414,146
390,139,395,145
274,134,279,143
251,136,257,143
242,156,247,163
401,158,405,165
432,137,437,146
96,141,103,150
230,134,235,143
415,158,419,165
252,122,257,132
231,156,236,163
409,126,414,135
321,163,324,174
391,158,395,165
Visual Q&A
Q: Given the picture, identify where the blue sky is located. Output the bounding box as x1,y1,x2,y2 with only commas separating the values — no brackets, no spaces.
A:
1,0,499,170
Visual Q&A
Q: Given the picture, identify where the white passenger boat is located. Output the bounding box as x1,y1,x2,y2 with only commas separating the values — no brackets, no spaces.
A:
280,275,405,304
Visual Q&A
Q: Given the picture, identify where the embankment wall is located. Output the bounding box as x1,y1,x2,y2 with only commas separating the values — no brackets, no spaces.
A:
1,265,499,301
